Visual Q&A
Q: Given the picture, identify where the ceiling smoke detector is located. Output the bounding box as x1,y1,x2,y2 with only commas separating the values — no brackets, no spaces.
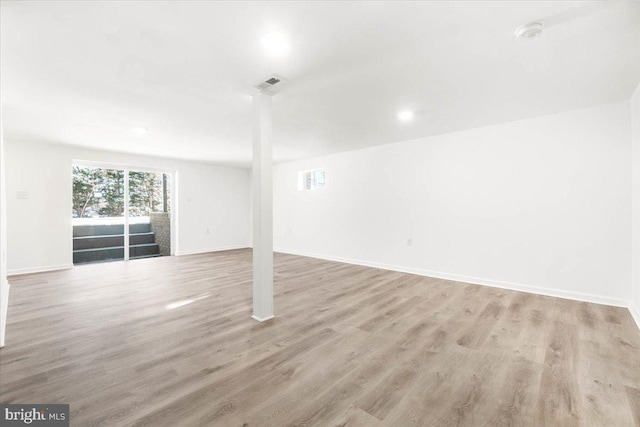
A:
254,75,283,93
515,22,544,40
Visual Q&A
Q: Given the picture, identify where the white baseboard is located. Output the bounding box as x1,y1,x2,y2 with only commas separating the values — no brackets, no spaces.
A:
175,245,249,257
252,314,275,322
7,263,74,276
275,248,630,308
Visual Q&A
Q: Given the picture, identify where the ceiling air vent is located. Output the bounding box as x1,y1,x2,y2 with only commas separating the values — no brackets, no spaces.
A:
255,75,283,93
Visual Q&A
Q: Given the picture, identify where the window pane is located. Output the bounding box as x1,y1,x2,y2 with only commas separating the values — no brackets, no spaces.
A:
305,172,312,190
298,169,325,191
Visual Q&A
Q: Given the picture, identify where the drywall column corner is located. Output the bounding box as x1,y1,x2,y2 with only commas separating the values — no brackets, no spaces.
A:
0,104,9,347
251,90,274,322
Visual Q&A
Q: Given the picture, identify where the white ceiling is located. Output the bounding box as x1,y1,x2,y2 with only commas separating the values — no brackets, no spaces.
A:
2,1,639,167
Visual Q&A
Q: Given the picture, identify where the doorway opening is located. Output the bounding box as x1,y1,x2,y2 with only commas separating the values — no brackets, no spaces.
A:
72,163,173,265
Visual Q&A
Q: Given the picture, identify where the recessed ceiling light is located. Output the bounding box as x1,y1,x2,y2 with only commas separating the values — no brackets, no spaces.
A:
260,32,289,56
132,127,149,135
515,22,544,40
397,110,414,122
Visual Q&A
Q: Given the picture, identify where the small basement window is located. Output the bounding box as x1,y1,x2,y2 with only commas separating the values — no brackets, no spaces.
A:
298,169,325,191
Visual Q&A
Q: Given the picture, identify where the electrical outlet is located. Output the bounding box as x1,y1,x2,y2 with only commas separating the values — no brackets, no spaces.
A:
206,228,210,234
287,227,292,235
407,238,413,246
16,191,28,200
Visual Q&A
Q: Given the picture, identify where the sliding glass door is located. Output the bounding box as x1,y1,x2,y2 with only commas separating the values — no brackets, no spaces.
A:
72,164,172,265
128,170,171,260
72,166,126,264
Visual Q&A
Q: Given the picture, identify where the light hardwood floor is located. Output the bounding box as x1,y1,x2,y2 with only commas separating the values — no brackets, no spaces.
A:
1,249,639,426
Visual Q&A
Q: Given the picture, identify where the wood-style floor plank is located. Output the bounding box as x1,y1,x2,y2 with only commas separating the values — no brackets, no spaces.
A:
1,249,639,426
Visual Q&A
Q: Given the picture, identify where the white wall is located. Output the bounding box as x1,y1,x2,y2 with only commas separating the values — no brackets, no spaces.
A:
274,101,632,306
632,83,640,325
5,140,251,274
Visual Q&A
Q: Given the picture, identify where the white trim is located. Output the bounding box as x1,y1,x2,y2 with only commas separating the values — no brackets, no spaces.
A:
252,314,275,322
629,304,640,331
0,282,9,348
274,248,630,308
175,245,249,257
7,264,74,276
72,159,177,175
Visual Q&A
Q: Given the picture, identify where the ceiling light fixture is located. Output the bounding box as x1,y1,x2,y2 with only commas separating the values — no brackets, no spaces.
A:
515,22,544,40
397,110,414,122
260,32,289,56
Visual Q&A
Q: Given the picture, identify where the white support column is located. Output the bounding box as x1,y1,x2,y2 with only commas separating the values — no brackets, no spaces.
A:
0,100,9,347
124,169,130,261
252,90,274,322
